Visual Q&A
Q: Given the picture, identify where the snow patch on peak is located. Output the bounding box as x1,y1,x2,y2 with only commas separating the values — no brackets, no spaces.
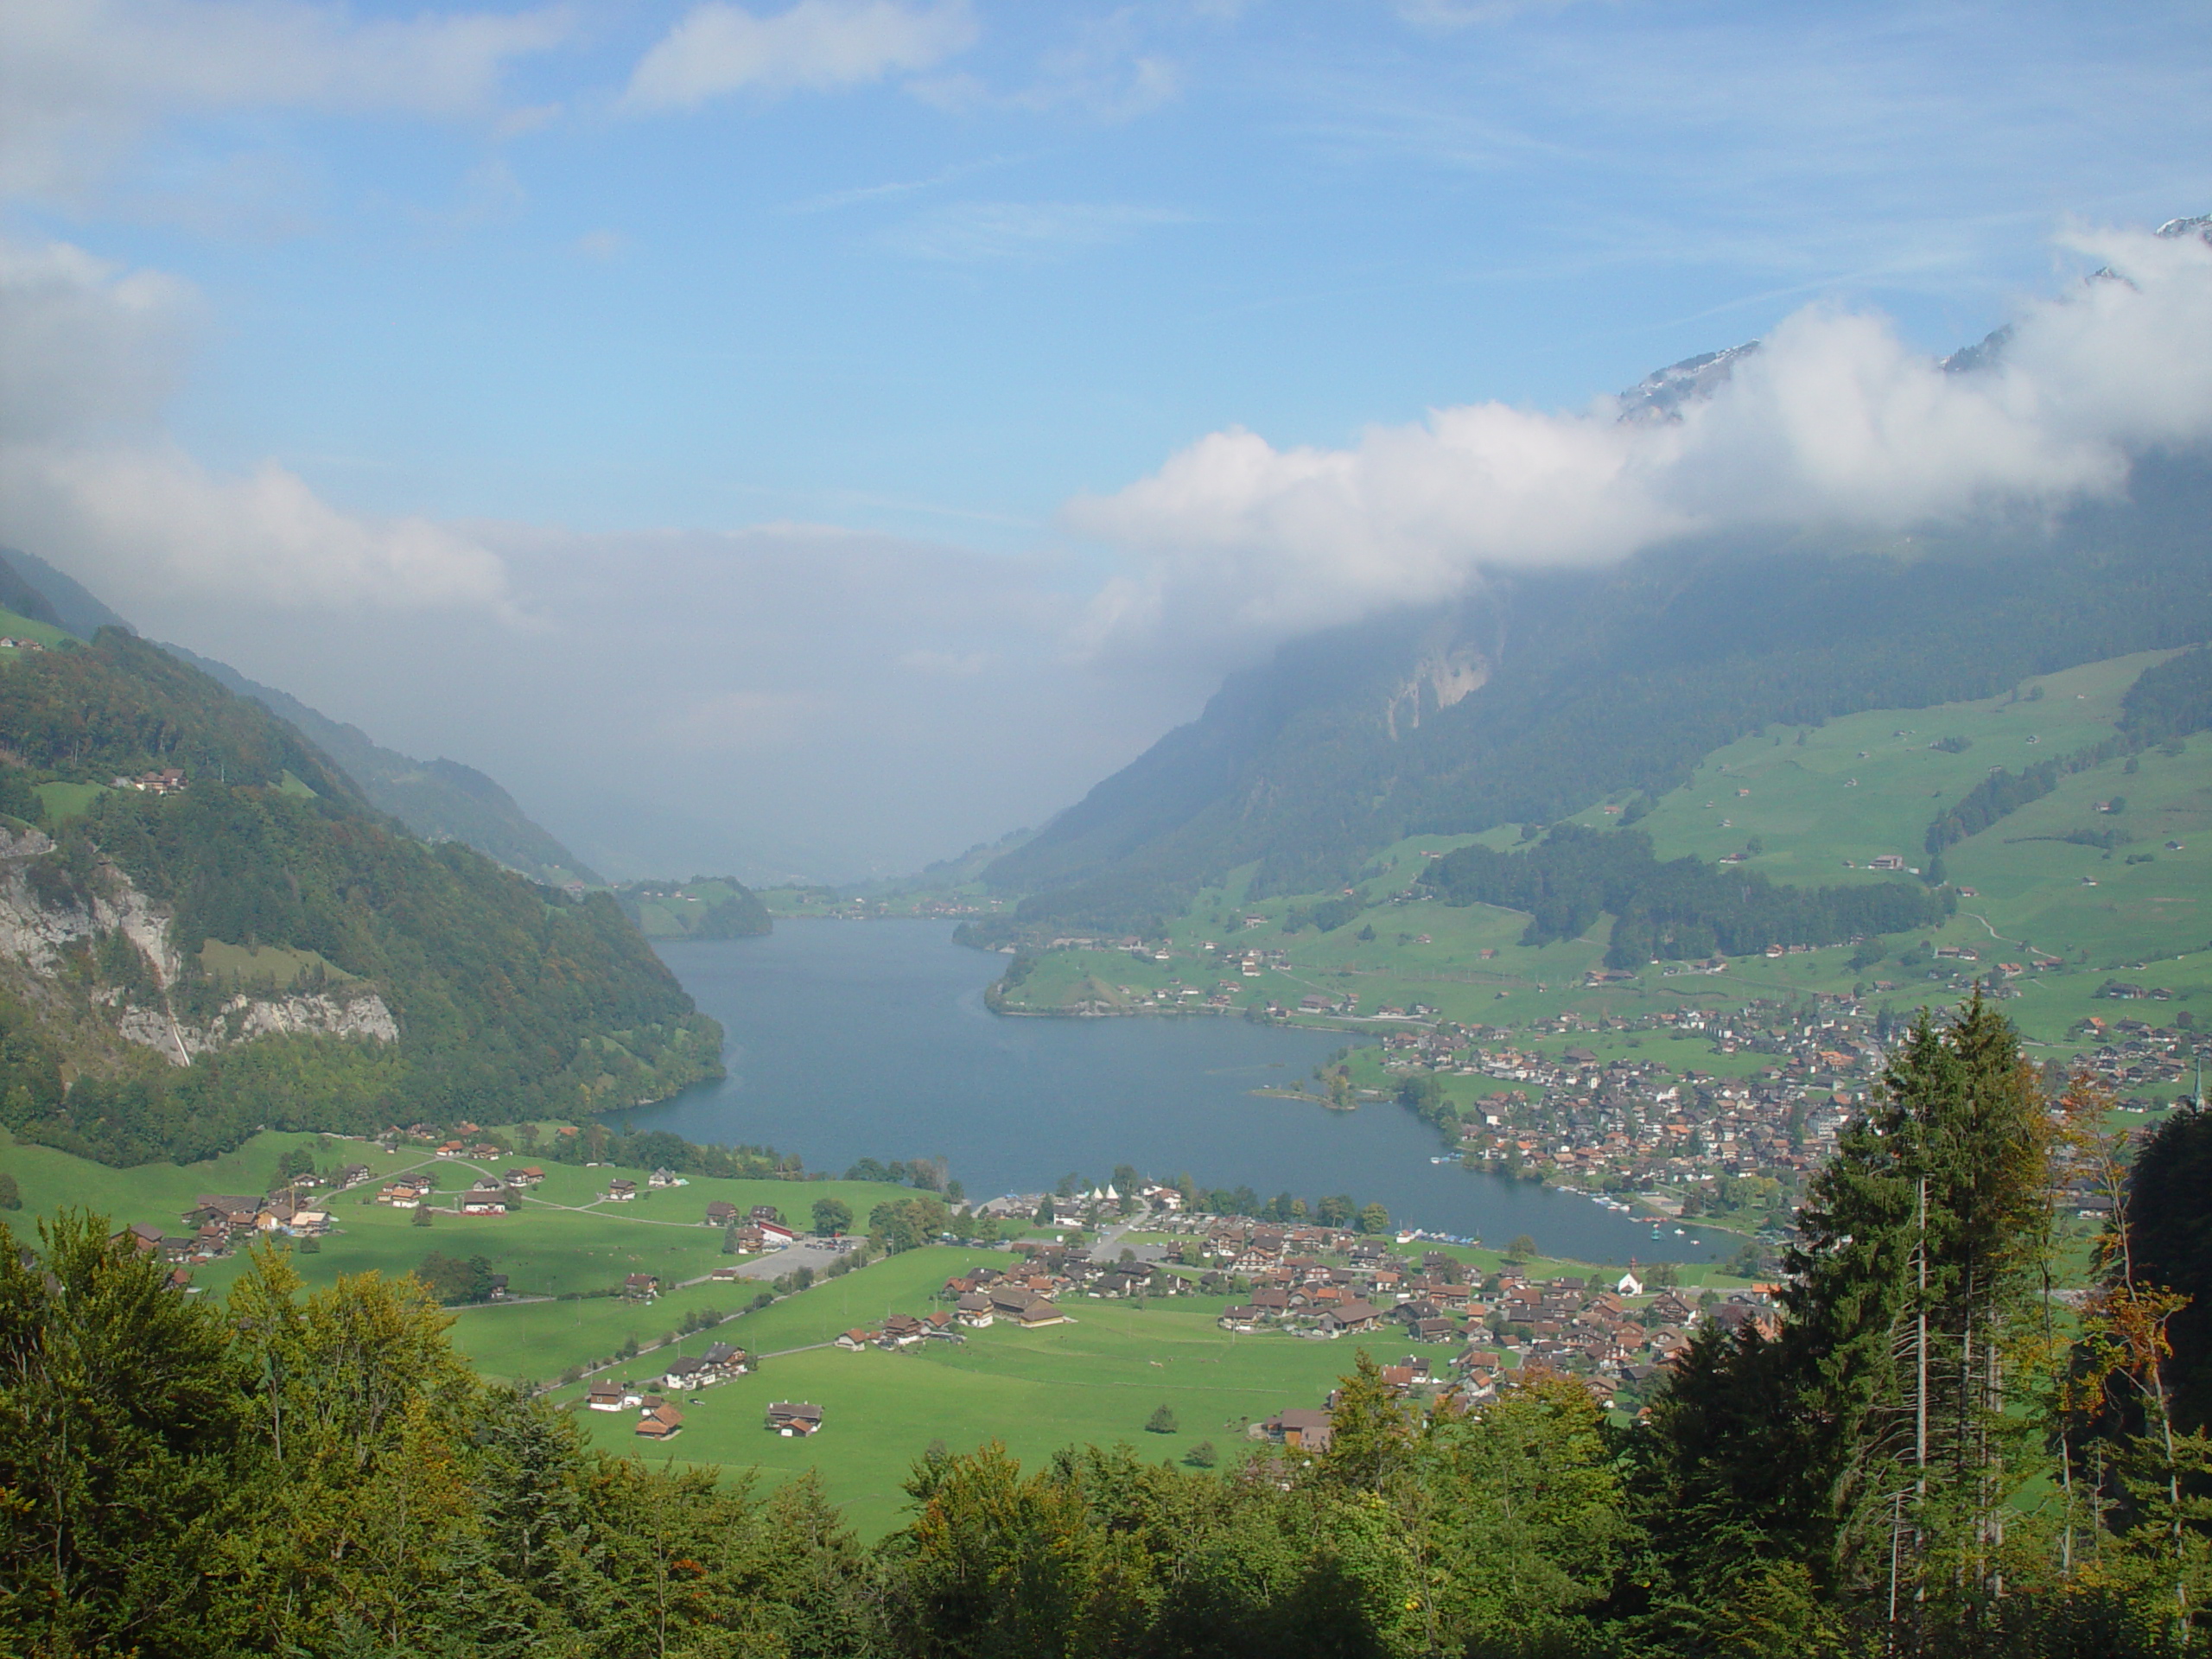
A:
1616,342,1761,424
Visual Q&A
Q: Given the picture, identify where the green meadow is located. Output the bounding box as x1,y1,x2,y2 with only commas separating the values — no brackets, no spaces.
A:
569,1265,1412,1540
1,1128,1766,1539
0,1125,926,1336
1003,648,2212,1056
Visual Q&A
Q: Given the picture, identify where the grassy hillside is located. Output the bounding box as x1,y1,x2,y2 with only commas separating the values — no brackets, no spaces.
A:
612,876,772,940
982,462,2212,931
0,608,77,652
985,648,2212,1052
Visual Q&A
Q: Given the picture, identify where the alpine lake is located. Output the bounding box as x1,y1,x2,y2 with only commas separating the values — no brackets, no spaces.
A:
631,919,1729,1265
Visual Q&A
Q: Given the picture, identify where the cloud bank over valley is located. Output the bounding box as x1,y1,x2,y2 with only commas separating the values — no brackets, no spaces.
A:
1070,223,2212,666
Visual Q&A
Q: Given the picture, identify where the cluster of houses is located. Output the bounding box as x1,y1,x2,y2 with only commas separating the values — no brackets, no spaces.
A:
123,1165,385,1268
1369,995,2204,1232
0,636,49,652
109,766,185,793
1366,1001,1923,1226
2063,1020,2205,1112
580,1344,823,1442
970,1183,1186,1227
586,1340,753,1423
375,1164,543,1215
1160,1216,1775,1409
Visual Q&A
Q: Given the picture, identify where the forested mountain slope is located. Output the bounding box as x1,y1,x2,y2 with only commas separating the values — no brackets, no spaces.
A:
985,452,2212,934
0,548,597,885
158,639,600,886
0,627,719,1164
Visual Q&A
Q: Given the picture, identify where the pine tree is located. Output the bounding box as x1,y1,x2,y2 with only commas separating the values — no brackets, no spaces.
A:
1631,994,2053,1649
1784,993,2051,1635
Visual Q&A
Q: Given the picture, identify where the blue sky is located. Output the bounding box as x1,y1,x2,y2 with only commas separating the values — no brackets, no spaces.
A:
3,0,2209,879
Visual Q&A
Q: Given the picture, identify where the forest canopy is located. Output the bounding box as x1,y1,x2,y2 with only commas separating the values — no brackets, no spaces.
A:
1421,823,1951,967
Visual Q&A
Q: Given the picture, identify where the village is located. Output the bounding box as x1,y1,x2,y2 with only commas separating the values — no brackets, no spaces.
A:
545,1185,1781,1453
1364,992,2205,1238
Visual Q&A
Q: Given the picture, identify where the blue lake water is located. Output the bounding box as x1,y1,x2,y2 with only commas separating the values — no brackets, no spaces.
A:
632,919,1726,1266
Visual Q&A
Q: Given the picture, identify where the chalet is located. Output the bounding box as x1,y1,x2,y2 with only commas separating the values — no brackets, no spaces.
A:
606,1179,639,1202
1649,1290,1698,1325
460,1185,509,1216
1255,1408,1333,1452
648,1168,682,1188
1410,1319,1459,1344
336,1164,373,1187
766,1402,823,1437
116,1222,166,1255
1217,1305,1264,1332
586,1384,628,1412
187,1196,264,1232
881,1313,928,1347
836,1328,880,1351
623,1273,660,1300
699,1342,750,1378
1321,1300,1381,1336
660,1356,709,1389
955,1293,995,1327
636,1404,683,1440
1015,1298,1066,1328
988,1286,1039,1319
503,1167,544,1188
706,1200,740,1227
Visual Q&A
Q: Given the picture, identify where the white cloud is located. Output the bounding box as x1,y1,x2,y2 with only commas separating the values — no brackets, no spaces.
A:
0,233,515,617
0,238,199,442
1068,222,2212,662
0,443,517,614
0,0,573,201
624,0,976,111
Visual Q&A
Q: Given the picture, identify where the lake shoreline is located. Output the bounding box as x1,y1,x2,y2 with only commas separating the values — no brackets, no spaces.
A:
632,920,1728,1265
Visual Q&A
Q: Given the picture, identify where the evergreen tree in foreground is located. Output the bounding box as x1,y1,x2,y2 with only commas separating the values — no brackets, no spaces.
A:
1633,992,2056,1651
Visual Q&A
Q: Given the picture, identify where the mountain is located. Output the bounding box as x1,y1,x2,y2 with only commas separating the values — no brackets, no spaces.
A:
0,549,596,886
156,640,599,886
0,626,720,1165
980,452,2212,937
0,547,133,639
